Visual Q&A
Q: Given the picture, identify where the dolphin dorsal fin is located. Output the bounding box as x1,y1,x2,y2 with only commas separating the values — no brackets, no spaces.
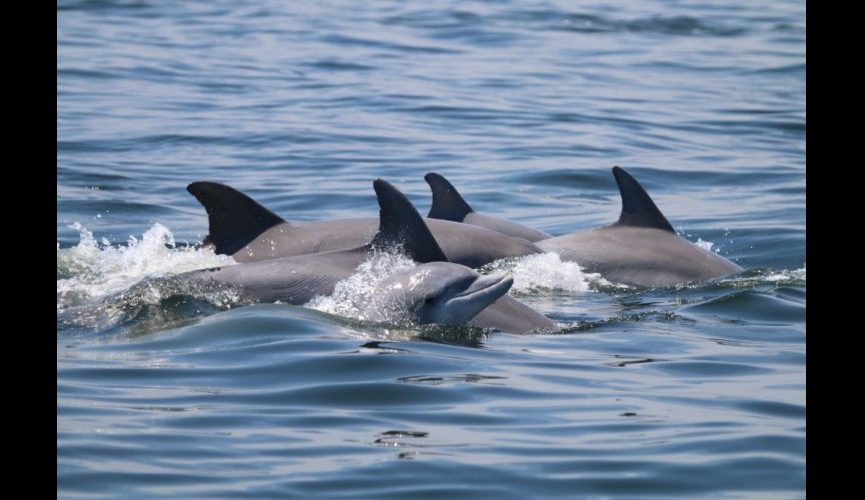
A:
425,172,474,222
370,179,448,263
187,181,287,255
612,166,675,233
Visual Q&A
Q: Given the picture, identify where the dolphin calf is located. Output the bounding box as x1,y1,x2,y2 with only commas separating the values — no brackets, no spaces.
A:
424,172,552,242
187,181,541,269
536,167,743,287
181,179,555,333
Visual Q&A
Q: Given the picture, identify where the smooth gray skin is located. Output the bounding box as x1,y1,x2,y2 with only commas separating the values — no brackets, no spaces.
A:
425,172,552,242
470,295,557,333
538,226,743,288
229,217,541,269
187,181,541,269
461,212,553,242
180,248,367,305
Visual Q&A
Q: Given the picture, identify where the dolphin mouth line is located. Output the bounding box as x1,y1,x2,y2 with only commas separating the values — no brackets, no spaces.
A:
450,272,513,303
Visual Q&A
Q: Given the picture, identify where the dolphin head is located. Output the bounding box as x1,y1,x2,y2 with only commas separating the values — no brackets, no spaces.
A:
372,262,513,326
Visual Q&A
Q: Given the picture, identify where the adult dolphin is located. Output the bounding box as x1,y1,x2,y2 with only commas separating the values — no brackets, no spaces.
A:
180,179,556,333
187,181,541,269
422,168,743,287
424,172,552,242
536,167,743,287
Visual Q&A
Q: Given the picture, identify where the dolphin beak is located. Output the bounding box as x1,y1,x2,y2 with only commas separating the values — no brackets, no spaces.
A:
445,271,513,320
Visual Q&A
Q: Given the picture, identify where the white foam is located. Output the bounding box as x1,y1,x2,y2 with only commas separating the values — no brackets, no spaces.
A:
716,264,806,286
763,266,806,282
306,252,418,322
695,238,714,252
487,252,606,293
57,222,235,310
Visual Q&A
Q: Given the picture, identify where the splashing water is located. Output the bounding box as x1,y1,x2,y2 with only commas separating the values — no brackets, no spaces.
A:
57,222,236,311
714,265,806,288
306,252,420,323
759,266,806,283
695,238,714,252
485,252,609,293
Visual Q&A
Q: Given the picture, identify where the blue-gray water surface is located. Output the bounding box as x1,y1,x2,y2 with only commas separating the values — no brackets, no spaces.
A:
57,0,805,497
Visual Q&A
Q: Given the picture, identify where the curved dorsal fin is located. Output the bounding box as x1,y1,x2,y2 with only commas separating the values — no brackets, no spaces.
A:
425,172,474,222
187,181,287,255
370,179,448,263
612,166,675,233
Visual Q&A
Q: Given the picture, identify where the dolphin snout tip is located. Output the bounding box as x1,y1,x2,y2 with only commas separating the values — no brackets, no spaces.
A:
486,271,514,295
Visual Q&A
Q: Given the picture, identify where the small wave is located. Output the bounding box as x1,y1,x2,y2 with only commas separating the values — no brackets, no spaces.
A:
717,266,806,287
57,278,246,333
762,266,806,283
57,222,235,311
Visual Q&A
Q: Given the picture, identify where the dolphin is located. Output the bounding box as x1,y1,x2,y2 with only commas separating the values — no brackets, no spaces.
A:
361,262,515,327
421,168,742,287
333,261,554,333
536,167,743,287
424,172,552,242
187,181,541,269
181,179,555,333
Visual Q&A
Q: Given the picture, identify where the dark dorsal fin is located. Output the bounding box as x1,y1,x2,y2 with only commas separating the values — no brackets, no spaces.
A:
370,179,448,263
612,166,675,233
187,181,287,255
424,172,474,222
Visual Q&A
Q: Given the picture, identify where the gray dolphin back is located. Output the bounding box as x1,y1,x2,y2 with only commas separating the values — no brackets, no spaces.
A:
470,295,557,334
424,172,552,241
